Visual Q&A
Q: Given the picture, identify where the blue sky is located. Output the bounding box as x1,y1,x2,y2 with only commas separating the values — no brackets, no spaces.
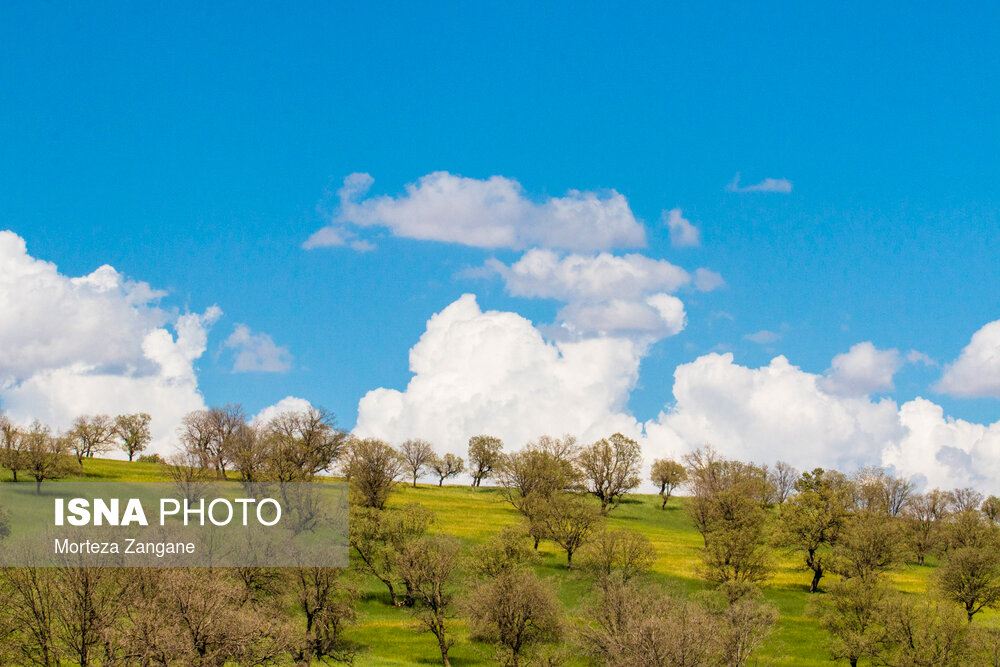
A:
1,3,999,488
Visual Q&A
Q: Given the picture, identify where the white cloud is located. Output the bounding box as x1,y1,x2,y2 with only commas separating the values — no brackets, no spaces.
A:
0,230,222,456
744,330,780,344
726,173,793,194
251,396,313,426
820,342,902,396
693,268,725,292
491,249,690,302
936,319,1000,398
354,294,644,452
906,350,937,366
645,353,904,472
663,208,700,247
304,172,647,252
485,249,692,343
355,295,1000,492
224,324,293,373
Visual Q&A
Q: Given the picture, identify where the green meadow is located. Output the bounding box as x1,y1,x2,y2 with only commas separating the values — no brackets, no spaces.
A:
5,457,995,666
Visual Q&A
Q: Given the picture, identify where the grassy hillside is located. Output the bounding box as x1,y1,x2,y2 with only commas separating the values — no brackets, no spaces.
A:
12,457,998,666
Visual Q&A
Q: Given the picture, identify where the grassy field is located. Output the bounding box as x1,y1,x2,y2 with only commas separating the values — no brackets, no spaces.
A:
6,457,996,666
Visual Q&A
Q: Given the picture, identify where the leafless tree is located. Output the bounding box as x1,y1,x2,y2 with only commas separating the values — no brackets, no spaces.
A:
579,527,655,584
265,406,345,480
395,536,462,666
429,453,464,487
467,435,503,488
400,439,435,487
290,567,358,665
350,503,433,607
577,433,642,514
467,526,536,578
952,487,985,513
464,568,562,667
53,567,134,667
66,414,115,466
769,461,798,504
936,545,1000,622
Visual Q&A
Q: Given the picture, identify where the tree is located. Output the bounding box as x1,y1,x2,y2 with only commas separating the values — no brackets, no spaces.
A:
538,492,602,568
468,435,503,488
177,409,215,469
464,568,562,667
22,421,72,493
494,438,580,515
982,495,1000,523
395,536,462,666
701,488,771,585
290,567,357,665
0,415,26,482
113,413,152,462
815,577,892,667
769,461,798,504
468,526,536,578
577,433,642,513
779,468,854,592
936,546,1000,622
265,406,345,480
66,414,115,466
400,439,435,487
952,487,984,513
347,438,406,509
650,458,687,509
831,510,902,582
579,527,655,584
226,422,270,485
905,490,951,565
350,503,433,607
877,596,969,667
53,566,134,667
429,453,464,487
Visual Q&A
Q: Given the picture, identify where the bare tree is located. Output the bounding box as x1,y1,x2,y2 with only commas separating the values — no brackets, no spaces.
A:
113,413,152,462
53,567,134,667
2,566,60,666
904,491,951,565
226,422,270,485
769,461,798,504
467,526,536,578
346,438,405,509
952,487,985,513
66,414,115,466
400,439,435,487
467,435,503,488
649,458,687,509
395,536,462,666
177,409,215,469
815,577,891,667
429,453,464,487
205,404,246,477
577,433,642,513
266,406,345,480
290,567,358,665
832,511,902,582
579,527,655,584
494,440,580,515
464,569,562,667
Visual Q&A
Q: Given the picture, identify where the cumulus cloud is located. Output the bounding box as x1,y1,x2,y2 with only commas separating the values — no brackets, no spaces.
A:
304,171,647,252
936,319,1000,398
663,208,700,247
356,295,1000,492
251,396,313,426
0,230,221,455
354,294,644,452
819,342,902,396
485,249,692,342
645,353,904,472
224,324,293,373
726,173,793,194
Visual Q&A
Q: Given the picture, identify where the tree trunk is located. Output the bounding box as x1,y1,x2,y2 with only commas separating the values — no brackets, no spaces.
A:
661,495,667,510
36,477,42,494
809,566,823,593
128,450,134,462
533,536,540,550
413,473,418,487
566,550,573,568
437,632,450,666
438,478,444,487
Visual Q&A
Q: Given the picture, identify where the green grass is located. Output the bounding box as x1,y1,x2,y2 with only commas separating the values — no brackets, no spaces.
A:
11,458,999,666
